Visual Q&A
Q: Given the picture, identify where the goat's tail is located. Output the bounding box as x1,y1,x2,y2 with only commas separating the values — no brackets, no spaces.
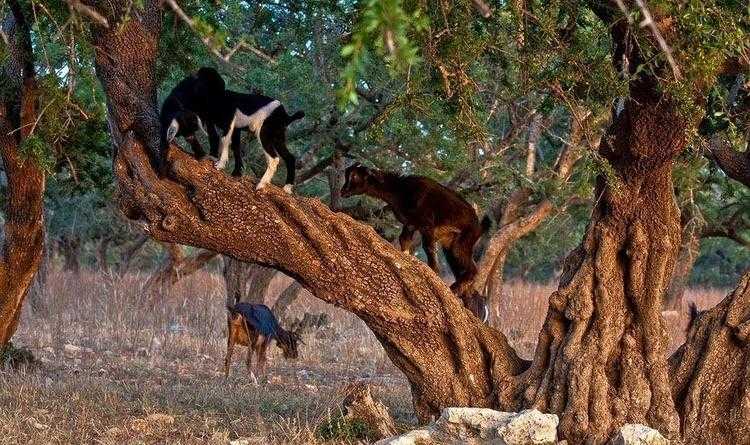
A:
285,110,305,126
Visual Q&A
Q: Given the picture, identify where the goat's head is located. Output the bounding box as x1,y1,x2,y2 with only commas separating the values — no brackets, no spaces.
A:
195,67,226,96
341,164,375,197
276,330,303,359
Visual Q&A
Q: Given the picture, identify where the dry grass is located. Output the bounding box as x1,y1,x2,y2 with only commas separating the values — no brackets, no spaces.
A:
0,270,731,444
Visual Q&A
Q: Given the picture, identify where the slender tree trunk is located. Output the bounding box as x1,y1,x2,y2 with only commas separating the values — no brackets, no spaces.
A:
664,215,701,311
27,230,49,315
117,234,149,274
222,257,275,306
0,2,46,346
60,236,81,275
143,243,218,295
272,280,304,319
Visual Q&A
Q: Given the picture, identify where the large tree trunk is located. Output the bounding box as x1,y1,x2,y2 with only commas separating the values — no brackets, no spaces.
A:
0,2,46,346
515,95,687,442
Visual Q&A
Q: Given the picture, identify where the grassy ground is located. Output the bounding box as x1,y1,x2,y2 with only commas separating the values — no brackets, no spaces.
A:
0,270,728,444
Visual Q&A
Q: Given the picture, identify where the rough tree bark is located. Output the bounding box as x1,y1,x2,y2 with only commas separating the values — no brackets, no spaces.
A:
90,0,528,419
86,1,749,443
0,1,46,346
670,271,750,445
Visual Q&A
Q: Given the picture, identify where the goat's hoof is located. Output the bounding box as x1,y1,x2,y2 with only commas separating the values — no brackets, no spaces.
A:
255,182,268,191
283,184,293,194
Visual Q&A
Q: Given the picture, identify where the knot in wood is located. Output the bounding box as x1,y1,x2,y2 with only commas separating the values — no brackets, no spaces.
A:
161,214,177,231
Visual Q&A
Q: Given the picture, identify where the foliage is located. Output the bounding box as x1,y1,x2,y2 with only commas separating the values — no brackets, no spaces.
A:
316,414,372,441
0,0,747,285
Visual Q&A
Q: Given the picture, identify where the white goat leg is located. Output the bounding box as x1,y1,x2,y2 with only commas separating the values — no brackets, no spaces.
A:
256,152,279,190
215,114,236,170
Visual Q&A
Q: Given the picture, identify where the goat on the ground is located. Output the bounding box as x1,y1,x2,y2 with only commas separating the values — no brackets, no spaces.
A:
340,164,490,320
207,90,304,192
225,303,301,377
158,67,225,176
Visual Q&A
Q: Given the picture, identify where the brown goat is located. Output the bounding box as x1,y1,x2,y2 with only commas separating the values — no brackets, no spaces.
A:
225,303,301,377
341,164,490,317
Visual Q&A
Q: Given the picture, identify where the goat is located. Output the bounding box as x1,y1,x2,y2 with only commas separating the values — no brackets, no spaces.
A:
208,90,304,192
158,67,225,176
340,164,491,320
225,303,301,377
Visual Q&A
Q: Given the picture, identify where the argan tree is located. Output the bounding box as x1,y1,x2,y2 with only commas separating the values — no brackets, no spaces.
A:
64,0,750,443
0,1,45,346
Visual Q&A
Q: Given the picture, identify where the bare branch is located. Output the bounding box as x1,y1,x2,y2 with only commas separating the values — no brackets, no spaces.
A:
161,0,276,68
66,0,109,28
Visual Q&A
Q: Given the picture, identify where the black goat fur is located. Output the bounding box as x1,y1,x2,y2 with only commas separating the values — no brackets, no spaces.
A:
207,90,304,191
341,164,490,320
158,67,225,176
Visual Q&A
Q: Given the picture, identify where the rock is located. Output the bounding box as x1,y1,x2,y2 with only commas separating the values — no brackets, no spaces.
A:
377,408,558,445
497,410,558,445
63,344,81,358
609,424,669,445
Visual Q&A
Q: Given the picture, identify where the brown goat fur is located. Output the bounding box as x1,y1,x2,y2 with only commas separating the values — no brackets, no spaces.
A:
224,304,301,377
341,165,490,317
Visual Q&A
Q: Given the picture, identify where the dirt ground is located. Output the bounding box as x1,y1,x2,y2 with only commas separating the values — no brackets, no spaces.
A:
0,269,726,444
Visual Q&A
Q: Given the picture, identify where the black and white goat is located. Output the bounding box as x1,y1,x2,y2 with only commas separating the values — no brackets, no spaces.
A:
159,67,225,176
208,90,304,192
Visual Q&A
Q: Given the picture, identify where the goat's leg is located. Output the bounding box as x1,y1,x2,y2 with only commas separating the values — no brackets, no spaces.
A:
224,338,235,378
447,237,478,297
230,129,244,177
185,134,206,159
207,121,220,159
399,226,417,254
273,134,296,194
215,116,236,170
422,234,440,274
256,126,280,190
245,345,254,374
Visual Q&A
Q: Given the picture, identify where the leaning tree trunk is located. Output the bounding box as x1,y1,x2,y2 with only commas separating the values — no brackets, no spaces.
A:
669,271,750,445
90,1,528,419
143,242,218,295
513,95,688,442
0,2,46,346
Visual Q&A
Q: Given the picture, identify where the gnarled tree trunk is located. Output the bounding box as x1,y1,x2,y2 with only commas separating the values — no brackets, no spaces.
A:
670,271,750,445
86,2,748,443
0,1,46,346
513,94,689,442
90,1,528,419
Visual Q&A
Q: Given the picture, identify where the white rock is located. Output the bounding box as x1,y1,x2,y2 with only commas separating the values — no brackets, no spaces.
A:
377,407,558,445
497,409,558,445
63,344,81,357
609,424,669,445
375,429,431,445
